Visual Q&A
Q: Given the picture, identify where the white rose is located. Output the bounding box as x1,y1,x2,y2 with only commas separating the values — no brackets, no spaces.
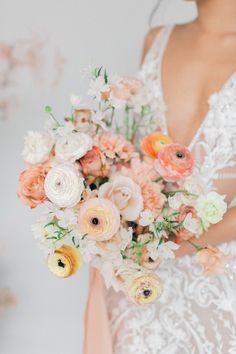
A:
196,191,227,229
55,132,93,162
98,175,143,221
44,164,84,208
168,194,183,210
22,131,54,164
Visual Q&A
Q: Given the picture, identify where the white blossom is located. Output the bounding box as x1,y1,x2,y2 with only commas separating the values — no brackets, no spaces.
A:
139,210,155,226
22,131,54,165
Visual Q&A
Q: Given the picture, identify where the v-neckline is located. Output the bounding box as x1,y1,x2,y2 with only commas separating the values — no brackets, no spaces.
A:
157,24,236,151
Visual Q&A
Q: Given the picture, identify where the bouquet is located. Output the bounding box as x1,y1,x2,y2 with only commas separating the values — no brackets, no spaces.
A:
18,67,229,305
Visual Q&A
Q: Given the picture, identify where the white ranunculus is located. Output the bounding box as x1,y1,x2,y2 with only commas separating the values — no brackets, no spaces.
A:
98,175,143,221
55,132,93,162
22,131,54,164
44,164,84,208
196,191,227,229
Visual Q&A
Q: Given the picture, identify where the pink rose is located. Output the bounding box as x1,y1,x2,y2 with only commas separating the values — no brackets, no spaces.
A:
196,246,231,275
18,165,47,208
154,144,195,182
79,146,109,182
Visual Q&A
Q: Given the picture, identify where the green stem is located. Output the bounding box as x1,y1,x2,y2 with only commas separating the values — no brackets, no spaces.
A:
186,239,205,252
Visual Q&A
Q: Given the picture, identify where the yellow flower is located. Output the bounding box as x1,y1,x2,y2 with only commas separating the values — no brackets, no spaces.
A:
77,198,121,241
125,272,162,305
47,245,82,278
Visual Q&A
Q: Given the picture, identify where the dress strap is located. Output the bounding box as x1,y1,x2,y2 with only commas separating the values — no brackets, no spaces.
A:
143,24,175,66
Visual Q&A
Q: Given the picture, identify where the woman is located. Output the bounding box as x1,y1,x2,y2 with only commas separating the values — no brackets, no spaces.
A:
84,1,236,353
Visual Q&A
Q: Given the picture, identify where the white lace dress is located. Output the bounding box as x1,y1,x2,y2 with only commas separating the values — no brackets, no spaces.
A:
106,25,236,354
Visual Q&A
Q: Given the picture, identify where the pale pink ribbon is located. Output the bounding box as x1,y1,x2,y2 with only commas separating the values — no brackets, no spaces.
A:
84,267,113,354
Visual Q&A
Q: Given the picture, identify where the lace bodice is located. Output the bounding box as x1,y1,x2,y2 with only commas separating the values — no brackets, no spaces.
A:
106,25,236,354
139,24,236,205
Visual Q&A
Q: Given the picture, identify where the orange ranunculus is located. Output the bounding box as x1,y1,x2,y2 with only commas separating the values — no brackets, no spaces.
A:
17,165,47,208
141,132,173,158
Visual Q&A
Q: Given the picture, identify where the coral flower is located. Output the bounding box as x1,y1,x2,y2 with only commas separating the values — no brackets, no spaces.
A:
196,246,231,275
126,272,162,305
77,198,120,241
154,143,195,182
141,132,173,158
80,146,109,182
18,165,47,208
111,77,143,101
175,205,200,242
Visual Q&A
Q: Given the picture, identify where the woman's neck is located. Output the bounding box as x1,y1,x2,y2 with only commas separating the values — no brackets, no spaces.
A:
195,0,236,34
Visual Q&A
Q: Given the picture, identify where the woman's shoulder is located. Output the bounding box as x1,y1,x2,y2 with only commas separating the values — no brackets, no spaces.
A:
141,26,164,64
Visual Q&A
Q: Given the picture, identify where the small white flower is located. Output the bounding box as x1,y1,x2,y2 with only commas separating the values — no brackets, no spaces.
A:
44,164,85,208
22,131,54,164
91,111,108,131
183,213,200,235
79,238,98,262
168,194,183,210
148,240,179,261
88,76,110,101
70,94,83,109
196,191,227,229
119,227,133,251
139,210,155,226
55,131,93,162
57,121,75,137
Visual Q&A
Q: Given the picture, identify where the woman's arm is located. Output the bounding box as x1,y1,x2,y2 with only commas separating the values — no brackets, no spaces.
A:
175,206,236,257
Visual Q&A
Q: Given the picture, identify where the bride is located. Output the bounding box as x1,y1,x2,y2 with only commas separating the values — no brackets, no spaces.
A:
84,0,236,353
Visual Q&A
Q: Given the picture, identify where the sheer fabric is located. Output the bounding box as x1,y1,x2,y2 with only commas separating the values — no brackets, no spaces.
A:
106,25,236,354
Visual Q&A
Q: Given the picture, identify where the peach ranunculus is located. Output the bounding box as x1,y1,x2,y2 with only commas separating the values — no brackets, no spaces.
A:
141,132,173,159
18,165,47,208
196,246,231,275
154,143,195,182
111,77,143,101
175,205,201,242
98,175,143,222
96,133,137,162
79,146,109,183
77,198,120,241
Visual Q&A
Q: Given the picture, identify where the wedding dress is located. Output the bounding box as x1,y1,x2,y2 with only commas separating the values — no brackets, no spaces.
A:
105,25,236,354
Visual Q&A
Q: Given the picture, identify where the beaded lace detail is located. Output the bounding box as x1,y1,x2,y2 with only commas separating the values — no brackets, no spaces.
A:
106,25,236,354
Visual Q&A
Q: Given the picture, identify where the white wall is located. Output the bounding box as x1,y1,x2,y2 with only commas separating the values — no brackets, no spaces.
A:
0,1,196,354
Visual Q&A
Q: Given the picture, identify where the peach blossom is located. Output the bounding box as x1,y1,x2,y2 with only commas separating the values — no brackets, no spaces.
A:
97,133,136,162
79,146,109,182
196,246,231,275
111,77,143,101
139,180,166,218
18,165,47,208
154,143,195,182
